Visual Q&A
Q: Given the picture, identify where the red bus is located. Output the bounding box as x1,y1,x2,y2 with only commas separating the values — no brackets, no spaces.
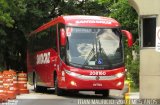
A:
27,15,133,97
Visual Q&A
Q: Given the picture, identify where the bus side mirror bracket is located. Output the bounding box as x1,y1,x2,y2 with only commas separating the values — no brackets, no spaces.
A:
121,30,133,47
60,28,66,46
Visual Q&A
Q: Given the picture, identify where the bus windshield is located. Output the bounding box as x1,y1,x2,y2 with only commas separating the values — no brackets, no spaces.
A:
66,27,124,70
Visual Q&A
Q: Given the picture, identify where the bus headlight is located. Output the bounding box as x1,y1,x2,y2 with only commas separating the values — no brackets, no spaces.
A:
70,81,77,86
117,82,122,86
115,72,124,78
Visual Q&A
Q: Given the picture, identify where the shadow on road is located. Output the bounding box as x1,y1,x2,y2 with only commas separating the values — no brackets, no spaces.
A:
31,88,124,99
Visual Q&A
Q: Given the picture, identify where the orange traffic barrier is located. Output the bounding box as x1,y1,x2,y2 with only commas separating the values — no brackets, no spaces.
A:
9,70,18,95
3,70,16,99
17,72,29,94
0,72,7,102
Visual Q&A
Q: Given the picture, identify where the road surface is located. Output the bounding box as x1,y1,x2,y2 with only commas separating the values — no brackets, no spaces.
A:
1,85,125,105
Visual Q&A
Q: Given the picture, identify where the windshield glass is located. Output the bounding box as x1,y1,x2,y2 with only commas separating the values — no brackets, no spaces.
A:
66,27,123,70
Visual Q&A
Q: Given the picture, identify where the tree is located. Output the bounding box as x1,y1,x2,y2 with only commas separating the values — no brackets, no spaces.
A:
0,0,14,70
0,0,26,71
0,0,14,27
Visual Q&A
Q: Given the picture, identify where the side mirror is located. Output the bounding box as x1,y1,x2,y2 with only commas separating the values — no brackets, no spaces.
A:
121,30,133,47
60,28,66,46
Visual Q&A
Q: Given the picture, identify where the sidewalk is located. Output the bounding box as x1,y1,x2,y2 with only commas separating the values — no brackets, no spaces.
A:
129,92,139,99
124,92,159,105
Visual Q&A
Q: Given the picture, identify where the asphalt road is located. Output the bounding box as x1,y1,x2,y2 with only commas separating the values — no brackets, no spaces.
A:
1,86,125,105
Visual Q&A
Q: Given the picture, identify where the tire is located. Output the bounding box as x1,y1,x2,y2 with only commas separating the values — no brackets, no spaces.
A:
34,74,47,92
95,90,109,97
102,90,109,97
54,76,64,96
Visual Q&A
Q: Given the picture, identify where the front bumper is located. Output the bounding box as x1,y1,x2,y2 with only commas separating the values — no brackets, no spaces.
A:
59,70,125,90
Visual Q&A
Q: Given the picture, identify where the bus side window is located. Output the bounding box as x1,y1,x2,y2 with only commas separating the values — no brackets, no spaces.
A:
52,26,57,51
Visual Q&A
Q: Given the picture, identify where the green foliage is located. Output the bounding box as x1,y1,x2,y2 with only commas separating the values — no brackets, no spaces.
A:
0,0,14,27
126,41,140,88
0,0,27,71
108,0,138,41
127,59,140,88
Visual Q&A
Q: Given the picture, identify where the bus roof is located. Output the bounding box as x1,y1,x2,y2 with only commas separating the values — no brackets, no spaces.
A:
30,15,121,35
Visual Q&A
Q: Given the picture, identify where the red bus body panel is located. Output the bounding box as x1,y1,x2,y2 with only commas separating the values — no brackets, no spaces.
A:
30,15,121,34
59,65,125,90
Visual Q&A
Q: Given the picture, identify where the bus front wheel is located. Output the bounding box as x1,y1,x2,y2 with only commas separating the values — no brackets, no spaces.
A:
55,77,64,96
102,90,109,97
95,90,109,97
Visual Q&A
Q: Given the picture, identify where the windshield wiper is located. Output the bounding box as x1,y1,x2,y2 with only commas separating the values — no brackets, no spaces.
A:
82,43,95,67
97,40,113,68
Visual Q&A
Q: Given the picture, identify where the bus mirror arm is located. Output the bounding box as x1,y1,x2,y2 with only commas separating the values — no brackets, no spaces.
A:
60,28,66,46
121,30,133,47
